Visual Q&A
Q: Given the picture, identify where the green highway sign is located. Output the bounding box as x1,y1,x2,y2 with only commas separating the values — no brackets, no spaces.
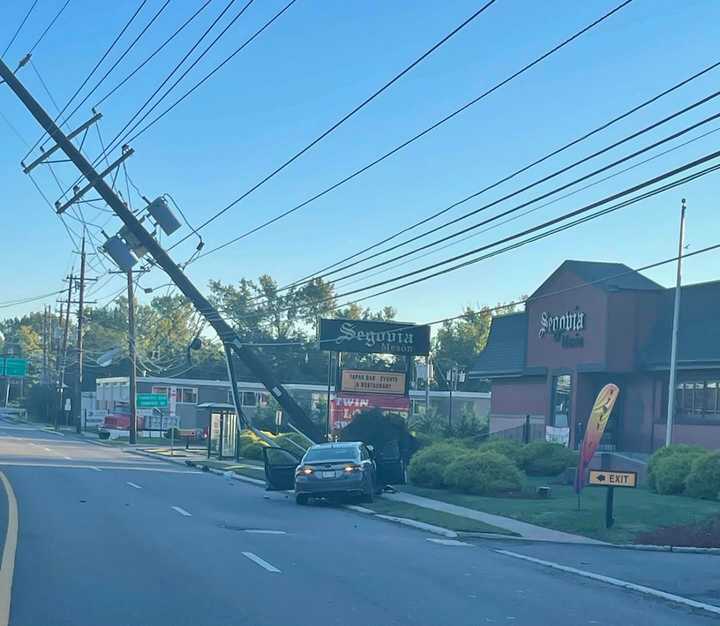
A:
0,358,28,377
136,393,168,409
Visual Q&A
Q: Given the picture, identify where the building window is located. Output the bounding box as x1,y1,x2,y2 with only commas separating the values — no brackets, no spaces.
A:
178,387,197,404
676,381,720,419
551,375,572,428
242,392,257,407
258,393,270,407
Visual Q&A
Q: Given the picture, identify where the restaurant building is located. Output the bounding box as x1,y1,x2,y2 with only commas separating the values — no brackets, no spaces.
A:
469,260,720,452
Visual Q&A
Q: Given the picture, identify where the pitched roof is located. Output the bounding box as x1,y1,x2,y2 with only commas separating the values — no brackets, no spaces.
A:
531,260,662,299
468,312,527,377
642,280,720,368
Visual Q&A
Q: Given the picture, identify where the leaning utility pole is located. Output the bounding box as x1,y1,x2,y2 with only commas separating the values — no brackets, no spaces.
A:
0,58,322,443
57,274,73,428
42,305,49,385
127,271,137,444
75,237,86,434
665,198,687,446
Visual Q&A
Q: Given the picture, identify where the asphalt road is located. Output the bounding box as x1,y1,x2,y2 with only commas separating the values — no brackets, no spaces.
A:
0,420,718,626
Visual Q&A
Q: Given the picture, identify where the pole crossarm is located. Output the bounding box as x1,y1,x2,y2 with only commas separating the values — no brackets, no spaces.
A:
0,58,322,443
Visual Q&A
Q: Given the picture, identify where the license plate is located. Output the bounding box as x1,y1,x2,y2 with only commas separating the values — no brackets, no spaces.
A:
321,470,336,479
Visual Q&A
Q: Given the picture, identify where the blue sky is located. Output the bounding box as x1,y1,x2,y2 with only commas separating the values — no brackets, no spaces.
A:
1,0,720,326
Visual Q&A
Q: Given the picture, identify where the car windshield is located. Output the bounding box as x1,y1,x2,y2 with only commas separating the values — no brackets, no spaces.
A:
303,446,360,463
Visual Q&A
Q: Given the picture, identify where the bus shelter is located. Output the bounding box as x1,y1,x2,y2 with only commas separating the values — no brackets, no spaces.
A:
198,402,239,460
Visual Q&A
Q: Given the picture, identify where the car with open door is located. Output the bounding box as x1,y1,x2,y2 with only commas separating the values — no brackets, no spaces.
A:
264,441,382,504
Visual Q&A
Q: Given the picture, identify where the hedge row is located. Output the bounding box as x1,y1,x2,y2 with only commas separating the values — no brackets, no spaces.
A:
407,439,576,495
648,445,720,499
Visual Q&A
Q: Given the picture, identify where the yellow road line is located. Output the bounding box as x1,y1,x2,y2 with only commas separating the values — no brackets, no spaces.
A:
0,472,18,626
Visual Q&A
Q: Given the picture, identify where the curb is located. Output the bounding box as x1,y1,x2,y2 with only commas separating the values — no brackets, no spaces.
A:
128,449,267,486
613,543,720,555
343,503,459,538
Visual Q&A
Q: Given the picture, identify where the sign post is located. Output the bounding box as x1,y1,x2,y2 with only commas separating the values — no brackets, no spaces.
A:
588,470,637,528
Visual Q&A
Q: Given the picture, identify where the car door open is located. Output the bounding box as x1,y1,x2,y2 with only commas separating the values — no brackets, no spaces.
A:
263,446,302,491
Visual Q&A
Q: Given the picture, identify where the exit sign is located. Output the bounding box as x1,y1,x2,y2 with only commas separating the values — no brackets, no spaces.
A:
0,358,27,377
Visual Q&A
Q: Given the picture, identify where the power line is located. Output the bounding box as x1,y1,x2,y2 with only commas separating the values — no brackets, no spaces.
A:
55,0,171,133
0,289,65,309
23,0,149,160
237,242,720,347
271,59,720,289
225,148,720,321
339,124,720,291
298,105,720,290
1,0,38,59
27,0,72,54
87,0,250,171
244,85,720,302
29,58,60,112
167,0,504,250
121,0,299,147
93,0,214,108
184,0,633,254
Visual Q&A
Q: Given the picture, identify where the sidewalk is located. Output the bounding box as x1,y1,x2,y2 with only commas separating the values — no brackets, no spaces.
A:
384,491,603,544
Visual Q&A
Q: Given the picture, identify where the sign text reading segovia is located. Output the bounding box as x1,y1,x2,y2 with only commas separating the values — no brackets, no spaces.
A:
319,319,431,356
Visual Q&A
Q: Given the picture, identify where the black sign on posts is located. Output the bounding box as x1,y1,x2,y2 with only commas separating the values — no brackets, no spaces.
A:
319,318,431,356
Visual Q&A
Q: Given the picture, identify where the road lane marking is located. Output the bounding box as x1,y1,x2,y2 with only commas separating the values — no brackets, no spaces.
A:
126,482,142,489
43,447,51,452
0,462,200,473
426,538,470,546
495,550,720,617
41,429,64,436
244,529,286,535
0,472,18,626
242,552,281,573
171,506,192,517
63,456,72,461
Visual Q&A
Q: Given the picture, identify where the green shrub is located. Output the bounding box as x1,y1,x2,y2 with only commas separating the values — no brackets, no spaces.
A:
443,450,524,495
685,452,720,499
647,444,707,491
275,432,310,454
478,439,524,465
238,440,265,460
654,454,703,495
407,443,467,488
519,441,576,476
411,432,438,449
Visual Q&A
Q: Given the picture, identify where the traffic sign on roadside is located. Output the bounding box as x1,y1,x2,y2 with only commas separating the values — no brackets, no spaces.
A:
136,393,168,408
588,470,637,488
0,358,27,377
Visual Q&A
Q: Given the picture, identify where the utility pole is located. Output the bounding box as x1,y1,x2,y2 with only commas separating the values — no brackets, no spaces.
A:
127,271,137,444
57,274,73,429
42,305,48,385
665,198,687,446
0,57,322,444
75,237,86,434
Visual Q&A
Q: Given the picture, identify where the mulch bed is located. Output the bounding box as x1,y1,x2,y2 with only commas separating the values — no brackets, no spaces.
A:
634,514,720,547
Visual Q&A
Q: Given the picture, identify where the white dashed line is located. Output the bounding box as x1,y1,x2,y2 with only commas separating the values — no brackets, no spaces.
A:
495,550,720,617
242,552,281,573
171,506,192,517
426,538,471,546
90,466,102,472
126,482,142,489
43,447,51,452
63,456,72,461
244,529,286,535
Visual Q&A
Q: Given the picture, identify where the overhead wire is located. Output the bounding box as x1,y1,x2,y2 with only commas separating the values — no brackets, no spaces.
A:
94,0,214,109
181,0,633,253
27,0,72,54
166,0,507,250
294,104,720,290
266,60,720,289
23,0,149,160
1,0,38,59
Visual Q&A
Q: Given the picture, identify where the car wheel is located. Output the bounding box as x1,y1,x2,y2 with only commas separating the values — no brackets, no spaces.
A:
295,494,308,505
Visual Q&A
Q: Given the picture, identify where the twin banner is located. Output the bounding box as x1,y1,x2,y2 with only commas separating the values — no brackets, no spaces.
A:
318,318,431,356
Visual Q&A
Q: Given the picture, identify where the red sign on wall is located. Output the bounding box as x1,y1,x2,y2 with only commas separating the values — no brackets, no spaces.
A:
330,393,410,431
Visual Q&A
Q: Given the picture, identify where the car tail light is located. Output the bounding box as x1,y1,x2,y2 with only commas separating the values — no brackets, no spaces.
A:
343,464,362,473
296,466,313,476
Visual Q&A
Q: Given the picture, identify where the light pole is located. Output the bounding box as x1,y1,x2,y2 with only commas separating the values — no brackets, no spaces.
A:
448,366,466,431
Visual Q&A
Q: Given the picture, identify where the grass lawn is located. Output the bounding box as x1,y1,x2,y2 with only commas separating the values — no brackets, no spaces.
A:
402,476,720,544
367,499,517,535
